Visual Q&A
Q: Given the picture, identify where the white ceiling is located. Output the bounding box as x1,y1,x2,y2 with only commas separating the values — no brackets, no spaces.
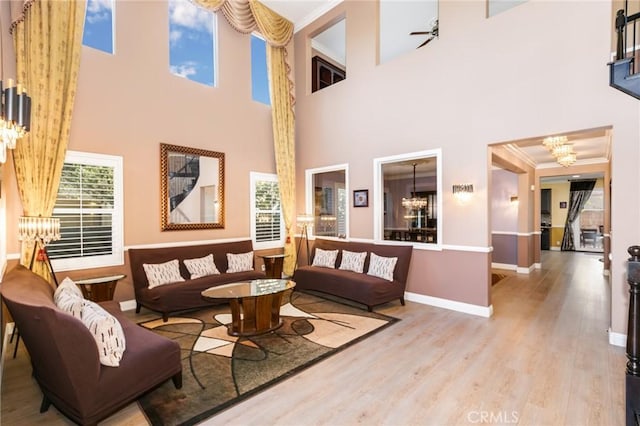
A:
263,0,439,64
262,0,342,32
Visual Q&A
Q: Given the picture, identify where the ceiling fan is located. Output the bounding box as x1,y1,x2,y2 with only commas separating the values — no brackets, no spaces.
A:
410,18,439,49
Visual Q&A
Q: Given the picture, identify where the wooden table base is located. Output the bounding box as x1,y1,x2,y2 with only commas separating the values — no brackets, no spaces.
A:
227,292,285,336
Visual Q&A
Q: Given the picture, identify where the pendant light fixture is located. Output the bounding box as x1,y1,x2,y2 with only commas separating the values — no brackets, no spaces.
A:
401,163,428,210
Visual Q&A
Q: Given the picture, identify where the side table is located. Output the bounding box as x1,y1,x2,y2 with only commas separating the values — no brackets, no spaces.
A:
75,274,126,303
259,254,287,279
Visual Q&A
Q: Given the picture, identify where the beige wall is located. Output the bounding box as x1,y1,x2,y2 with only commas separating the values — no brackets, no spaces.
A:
2,2,284,296
293,0,639,331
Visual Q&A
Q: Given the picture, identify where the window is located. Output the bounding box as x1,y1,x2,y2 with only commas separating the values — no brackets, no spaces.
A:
306,165,348,238
251,34,270,105
169,0,216,87
48,151,124,271
311,18,346,93
251,172,283,249
374,150,441,246
83,0,114,54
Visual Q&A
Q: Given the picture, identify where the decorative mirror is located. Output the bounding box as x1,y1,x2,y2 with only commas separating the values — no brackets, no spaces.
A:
160,143,225,231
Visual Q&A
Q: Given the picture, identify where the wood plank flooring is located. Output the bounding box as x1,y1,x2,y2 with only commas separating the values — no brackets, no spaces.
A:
1,251,626,425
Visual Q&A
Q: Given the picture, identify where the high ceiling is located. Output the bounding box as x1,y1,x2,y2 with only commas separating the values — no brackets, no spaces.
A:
261,0,341,32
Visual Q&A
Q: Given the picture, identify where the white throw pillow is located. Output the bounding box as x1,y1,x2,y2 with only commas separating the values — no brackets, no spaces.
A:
184,254,221,279
311,248,338,269
79,300,126,367
55,277,84,300
54,287,84,318
143,259,185,289
367,252,398,282
226,251,254,273
339,250,367,273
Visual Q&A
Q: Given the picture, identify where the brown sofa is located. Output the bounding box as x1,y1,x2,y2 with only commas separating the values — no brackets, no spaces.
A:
292,238,413,311
128,239,265,321
1,265,182,426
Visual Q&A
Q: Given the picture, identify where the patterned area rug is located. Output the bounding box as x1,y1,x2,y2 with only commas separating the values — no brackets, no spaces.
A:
137,291,399,425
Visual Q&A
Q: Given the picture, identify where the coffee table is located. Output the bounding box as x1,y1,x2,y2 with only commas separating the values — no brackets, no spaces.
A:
201,279,296,337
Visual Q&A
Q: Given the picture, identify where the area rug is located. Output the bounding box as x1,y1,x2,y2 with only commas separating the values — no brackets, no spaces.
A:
137,291,399,425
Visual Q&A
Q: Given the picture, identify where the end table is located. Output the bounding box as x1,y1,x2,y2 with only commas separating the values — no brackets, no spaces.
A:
259,254,287,279
75,274,126,303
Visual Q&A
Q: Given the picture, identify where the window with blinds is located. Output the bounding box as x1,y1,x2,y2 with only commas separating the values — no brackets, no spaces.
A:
48,151,124,271
250,172,283,249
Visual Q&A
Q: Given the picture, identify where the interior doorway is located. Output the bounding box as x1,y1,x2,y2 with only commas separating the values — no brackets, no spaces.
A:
540,174,604,254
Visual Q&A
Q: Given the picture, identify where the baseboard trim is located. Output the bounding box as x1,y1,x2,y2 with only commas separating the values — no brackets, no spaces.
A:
516,265,535,274
120,299,137,312
534,263,541,269
609,329,626,347
405,292,493,318
491,262,517,271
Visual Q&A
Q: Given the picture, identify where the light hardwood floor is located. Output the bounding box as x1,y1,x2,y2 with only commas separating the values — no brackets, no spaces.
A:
1,251,626,425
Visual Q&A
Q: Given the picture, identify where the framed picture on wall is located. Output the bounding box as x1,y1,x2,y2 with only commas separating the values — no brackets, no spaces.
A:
560,201,567,209
354,189,368,207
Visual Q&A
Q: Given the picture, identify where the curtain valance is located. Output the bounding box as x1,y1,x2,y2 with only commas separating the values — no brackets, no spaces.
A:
195,0,293,47
194,0,297,274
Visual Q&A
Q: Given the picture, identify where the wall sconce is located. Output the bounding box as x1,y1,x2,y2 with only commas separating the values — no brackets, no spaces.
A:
453,184,473,203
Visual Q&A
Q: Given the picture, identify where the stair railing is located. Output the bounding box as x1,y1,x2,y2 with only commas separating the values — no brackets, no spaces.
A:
616,3,640,70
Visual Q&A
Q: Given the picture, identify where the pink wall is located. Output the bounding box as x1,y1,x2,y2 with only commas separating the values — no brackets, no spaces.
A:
1,2,286,299
491,169,518,233
293,0,640,326
4,1,282,252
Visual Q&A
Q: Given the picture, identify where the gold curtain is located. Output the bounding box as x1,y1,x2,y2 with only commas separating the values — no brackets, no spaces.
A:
194,0,297,275
10,0,86,278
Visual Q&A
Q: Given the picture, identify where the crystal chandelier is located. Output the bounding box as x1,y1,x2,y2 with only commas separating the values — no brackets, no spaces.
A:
402,163,428,210
556,152,577,167
551,143,573,158
542,135,577,168
542,135,568,151
0,78,31,163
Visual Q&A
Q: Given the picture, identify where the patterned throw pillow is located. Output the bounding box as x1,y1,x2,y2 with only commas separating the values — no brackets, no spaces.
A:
79,300,126,367
311,248,338,269
184,254,221,279
226,251,254,273
339,250,367,273
54,278,84,318
143,259,185,289
367,252,398,282
55,277,84,299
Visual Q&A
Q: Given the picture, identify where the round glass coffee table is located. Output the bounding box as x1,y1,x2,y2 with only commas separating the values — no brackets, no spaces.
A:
201,279,296,337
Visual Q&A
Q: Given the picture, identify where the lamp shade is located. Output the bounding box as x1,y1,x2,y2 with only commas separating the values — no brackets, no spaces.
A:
296,214,314,224
18,216,61,244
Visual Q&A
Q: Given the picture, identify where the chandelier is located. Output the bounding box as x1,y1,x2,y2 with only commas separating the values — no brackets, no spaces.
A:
556,152,577,167
542,135,568,151
402,163,428,210
0,78,31,163
542,135,577,167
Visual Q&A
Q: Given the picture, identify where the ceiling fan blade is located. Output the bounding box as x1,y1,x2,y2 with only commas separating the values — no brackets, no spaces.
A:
410,31,431,35
416,37,433,49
